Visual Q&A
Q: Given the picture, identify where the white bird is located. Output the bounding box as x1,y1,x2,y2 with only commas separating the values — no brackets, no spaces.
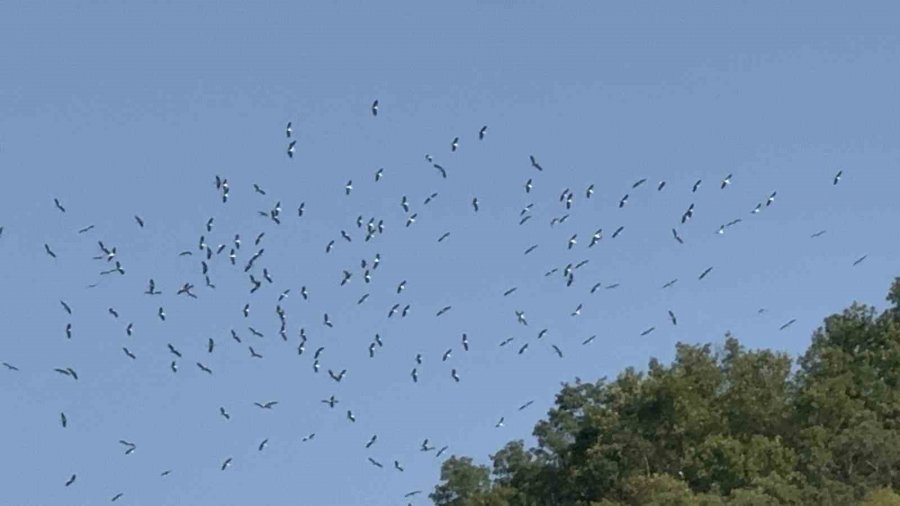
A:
515,310,528,326
720,173,733,189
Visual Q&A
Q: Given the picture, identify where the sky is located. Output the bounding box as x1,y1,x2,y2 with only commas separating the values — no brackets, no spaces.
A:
1,1,900,505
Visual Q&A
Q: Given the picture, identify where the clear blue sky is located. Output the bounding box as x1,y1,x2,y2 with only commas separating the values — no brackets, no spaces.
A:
1,2,899,504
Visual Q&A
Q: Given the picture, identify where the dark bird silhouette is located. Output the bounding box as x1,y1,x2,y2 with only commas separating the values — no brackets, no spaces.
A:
479,125,487,140
371,100,378,116
196,362,213,374
779,319,797,331
833,170,842,185
65,474,76,487
44,243,57,258
54,198,66,213
254,401,278,409
698,266,713,280
529,155,543,171
853,254,868,266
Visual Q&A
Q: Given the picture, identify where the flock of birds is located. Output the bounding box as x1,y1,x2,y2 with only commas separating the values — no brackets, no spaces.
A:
0,100,865,504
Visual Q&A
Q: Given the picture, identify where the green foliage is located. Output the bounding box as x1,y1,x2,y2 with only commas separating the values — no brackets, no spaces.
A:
431,280,900,506
860,488,900,506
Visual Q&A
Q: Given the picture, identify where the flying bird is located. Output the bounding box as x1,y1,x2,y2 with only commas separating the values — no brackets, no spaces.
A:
371,100,378,116
853,255,868,266
779,319,797,331
698,267,714,280
692,179,702,192
720,173,733,189
833,170,842,185
529,155,543,171
681,203,695,224
479,125,487,140
54,198,66,213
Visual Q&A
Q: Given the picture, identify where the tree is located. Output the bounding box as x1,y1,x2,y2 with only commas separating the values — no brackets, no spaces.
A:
431,279,900,505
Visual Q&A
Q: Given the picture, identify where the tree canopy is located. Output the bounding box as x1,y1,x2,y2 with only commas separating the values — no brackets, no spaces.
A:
431,278,900,506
